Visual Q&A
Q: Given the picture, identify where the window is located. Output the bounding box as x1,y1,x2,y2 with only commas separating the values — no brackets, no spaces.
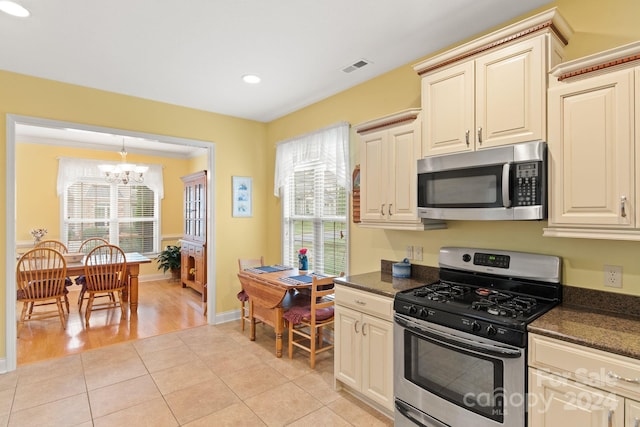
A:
57,157,163,254
275,123,350,275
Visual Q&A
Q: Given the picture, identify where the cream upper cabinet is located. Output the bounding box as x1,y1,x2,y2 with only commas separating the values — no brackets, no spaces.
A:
547,69,634,229
544,42,640,240
528,334,640,427
422,36,545,155
415,8,571,157
355,109,445,230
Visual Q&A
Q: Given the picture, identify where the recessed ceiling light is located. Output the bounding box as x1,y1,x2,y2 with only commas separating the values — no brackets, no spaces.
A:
242,74,261,84
0,1,30,17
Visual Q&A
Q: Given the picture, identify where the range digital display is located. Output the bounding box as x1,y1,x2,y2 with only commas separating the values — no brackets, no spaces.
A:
474,252,510,269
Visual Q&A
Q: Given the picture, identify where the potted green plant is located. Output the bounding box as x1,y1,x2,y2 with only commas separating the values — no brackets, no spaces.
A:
157,245,181,280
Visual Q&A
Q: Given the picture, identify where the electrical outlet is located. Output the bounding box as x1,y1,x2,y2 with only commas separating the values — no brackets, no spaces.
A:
405,246,413,260
414,246,423,261
604,265,623,288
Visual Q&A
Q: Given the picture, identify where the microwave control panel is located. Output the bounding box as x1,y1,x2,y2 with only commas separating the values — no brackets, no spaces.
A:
514,162,541,206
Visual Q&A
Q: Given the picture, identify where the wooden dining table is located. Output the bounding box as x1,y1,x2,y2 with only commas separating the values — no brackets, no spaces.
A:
64,252,151,314
237,266,320,357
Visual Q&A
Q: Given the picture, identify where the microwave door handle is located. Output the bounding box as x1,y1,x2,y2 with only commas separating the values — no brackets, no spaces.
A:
502,163,512,208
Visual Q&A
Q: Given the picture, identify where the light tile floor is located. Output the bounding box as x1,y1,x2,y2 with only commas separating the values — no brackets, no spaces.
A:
1,321,394,426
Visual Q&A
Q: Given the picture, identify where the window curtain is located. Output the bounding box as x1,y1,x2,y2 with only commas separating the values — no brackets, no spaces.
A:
274,122,350,197
57,157,165,198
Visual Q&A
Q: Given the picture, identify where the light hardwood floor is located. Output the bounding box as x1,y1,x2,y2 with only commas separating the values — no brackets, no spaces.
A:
17,279,208,366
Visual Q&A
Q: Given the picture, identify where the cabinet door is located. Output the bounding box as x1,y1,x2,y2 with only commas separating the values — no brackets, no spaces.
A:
422,61,474,155
334,305,362,390
547,69,634,228
529,369,624,427
361,313,394,411
476,36,544,148
387,121,421,222
626,399,640,427
359,131,387,222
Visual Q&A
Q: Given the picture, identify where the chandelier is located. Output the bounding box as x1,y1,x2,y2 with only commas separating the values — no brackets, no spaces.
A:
98,139,149,185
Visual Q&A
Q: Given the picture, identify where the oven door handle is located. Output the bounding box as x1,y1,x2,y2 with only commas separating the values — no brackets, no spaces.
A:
395,315,522,359
396,400,449,427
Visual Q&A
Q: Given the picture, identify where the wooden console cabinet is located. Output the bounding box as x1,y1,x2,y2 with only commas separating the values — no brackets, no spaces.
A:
180,171,207,302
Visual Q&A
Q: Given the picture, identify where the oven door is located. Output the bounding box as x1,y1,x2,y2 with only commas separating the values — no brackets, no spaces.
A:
394,313,525,427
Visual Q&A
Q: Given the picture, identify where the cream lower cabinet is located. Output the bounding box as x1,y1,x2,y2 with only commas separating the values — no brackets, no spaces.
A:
334,285,394,415
544,43,640,240
529,334,640,427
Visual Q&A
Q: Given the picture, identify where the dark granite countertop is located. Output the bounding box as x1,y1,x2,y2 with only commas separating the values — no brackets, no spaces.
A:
529,286,640,360
333,259,439,299
334,271,426,298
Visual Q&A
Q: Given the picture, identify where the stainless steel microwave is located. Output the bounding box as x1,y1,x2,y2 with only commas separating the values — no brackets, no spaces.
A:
417,140,547,221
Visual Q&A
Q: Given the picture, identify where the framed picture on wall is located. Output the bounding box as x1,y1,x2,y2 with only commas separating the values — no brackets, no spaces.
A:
232,176,252,217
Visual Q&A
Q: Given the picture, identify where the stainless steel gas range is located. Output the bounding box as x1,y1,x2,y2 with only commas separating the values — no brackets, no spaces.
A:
393,247,562,427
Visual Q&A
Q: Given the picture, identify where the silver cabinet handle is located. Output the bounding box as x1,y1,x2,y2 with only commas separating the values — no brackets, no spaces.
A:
380,204,385,216
388,204,392,216
465,130,470,146
607,371,640,384
634,417,639,427
608,409,613,427
354,320,360,334
621,196,627,218
355,299,367,306
362,323,367,336
477,127,483,144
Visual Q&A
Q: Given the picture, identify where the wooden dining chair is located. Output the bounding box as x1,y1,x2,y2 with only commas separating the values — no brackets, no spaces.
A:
35,239,68,253
237,256,264,331
16,247,68,336
76,237,110,309
284,275,339,368
82,244,127,325
35,239,72,313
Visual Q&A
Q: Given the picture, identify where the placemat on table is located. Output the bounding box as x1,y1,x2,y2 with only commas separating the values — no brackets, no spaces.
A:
245,265,292,274
279,273,326,285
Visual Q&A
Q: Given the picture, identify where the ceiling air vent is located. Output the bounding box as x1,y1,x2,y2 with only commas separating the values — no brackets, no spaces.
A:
342,59,371,73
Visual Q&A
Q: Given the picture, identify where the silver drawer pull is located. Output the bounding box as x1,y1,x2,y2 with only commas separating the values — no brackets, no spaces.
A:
362,323,367,336
380,204,385,216
607,371,640,384
354,299,366,305
621,196,627,218
354,320,359,334
634,417,639,427
465,130,470,146
608,409,613,427
477,127,483,144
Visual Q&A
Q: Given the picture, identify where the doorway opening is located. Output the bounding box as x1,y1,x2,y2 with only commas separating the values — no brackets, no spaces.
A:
5,114,216,372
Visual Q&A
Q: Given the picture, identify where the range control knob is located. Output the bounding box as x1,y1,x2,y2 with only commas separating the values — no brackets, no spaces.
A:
462,253,471,262
419,308,429,318
486,325,497,336
408,305,417,315
471,321,481,332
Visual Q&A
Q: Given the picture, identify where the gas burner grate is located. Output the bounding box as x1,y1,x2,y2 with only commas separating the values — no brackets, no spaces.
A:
413,282,470,302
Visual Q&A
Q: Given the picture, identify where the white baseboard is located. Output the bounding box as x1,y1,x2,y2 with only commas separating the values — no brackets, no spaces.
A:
0,358,7,374
214,308,241,324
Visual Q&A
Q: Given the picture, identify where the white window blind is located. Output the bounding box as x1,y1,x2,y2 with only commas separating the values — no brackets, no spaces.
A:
275,122,350,276
58,158,161,253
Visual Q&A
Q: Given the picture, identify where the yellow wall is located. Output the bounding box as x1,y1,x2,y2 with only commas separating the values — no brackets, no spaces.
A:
267,0,640,297
1,70,270,358
2,0,640,361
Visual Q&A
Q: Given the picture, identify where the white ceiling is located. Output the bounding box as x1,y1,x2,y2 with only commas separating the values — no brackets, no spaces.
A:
4,0,551,152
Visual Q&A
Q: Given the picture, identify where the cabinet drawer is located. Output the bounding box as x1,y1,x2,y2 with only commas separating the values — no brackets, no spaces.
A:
529,334,640,400
335,285,392,320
